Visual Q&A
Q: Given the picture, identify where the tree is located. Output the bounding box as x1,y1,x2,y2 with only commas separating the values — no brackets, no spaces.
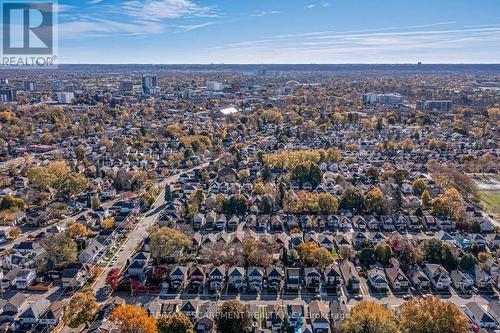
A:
106,268,122,289
66,222,90,238
359,247,376,266
290,161,323,186
342,300,400,333
317,192,338,213
101,217,115,229
7,226,21,239
459,253,478,271
0,195,25,211
412,179,426,196
149,227,191,260
296,242,334,270
421,189,431,206
63,290,99,328
76,145,86,161
393,169,410,186
339,245,353,260
216,301,252,333
364,187,385,214
339,187,365,213
374,243,392,265
432,188,465,222
367,166,379,184
40,233,78,268
422,239,444,263
157,312,194,333
110,304,158,333
221,195,248,215
441,243,459,270
399,296,467,333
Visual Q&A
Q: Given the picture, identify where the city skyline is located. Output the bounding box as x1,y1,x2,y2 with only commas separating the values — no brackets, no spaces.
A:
54,0,500,64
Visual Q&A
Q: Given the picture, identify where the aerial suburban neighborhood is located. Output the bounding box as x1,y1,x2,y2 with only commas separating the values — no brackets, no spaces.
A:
0,63,498,333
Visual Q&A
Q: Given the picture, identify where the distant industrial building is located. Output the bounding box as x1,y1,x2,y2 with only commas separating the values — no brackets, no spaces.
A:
0,88,17,102
417,100,452,112
362,93,404,105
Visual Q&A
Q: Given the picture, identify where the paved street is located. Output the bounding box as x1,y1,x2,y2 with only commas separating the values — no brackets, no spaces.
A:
93,163,209,301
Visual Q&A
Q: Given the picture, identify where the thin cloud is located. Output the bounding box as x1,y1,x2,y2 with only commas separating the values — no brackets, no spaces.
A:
121,0,215,21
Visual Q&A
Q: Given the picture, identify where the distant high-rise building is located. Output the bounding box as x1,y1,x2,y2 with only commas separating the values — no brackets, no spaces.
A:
23,80,37,92
0,88,17,102
363,93,404,105
51,80,63,92
417,100,452,112
142,74,160,94
0,78,8,86
57,91,75,104
119,79,134,92
206,81,223,91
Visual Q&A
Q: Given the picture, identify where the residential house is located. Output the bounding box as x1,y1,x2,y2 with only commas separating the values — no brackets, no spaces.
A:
169,266,188,290
208,266,225,292
423,264,451,290
339,260,360,292
16,269,36,289
266,266,283,291
407,267,431,290
18,299,50,325
367,267,388,291
286,268,301,291
227,267,246,291
247,267,264,293
309,301,330,333
303,268,322,292
464,302,498,329
450,269,474,291
384,267,409,291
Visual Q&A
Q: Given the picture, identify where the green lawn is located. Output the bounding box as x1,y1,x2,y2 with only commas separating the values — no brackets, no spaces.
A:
479,191,500,217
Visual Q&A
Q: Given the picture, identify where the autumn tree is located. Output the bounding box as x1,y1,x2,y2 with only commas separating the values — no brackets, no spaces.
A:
339,187,365,213
297,242,334,270
7,226,21,239
432,188,465,221
110,304,158,333
399,296,467,333
63,290,99,328
66,222,90,238
317,192,338,213
149,227,192,260
412,179,426,196
374,243,392,265
393,169,410,186
364,187,385,214
0,195,25,211
157,312,194,333
106,268,122,289
342,300,400,333
100,217,115,229
421,189,431,206
40,233,78,269
216,301,252,333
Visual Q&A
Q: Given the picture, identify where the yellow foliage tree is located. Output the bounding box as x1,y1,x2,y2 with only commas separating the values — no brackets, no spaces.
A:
342,300,400,333
110,304,157,333
399,296,467,333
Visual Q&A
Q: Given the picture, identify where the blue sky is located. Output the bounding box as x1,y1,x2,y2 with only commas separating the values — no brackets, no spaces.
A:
55,0,500,63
